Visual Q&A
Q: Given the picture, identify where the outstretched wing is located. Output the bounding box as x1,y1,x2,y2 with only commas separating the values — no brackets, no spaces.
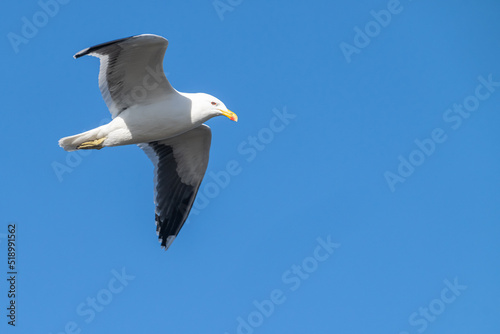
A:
138,125,212,250
74,34,176,118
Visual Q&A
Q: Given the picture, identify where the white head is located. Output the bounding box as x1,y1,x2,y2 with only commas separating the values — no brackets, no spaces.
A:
189,93,238,123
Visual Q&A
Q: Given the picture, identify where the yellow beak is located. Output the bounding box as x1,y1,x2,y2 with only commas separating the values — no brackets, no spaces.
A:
220,109,238,122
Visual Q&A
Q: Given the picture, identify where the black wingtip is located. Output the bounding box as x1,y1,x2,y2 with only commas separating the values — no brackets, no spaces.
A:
73,47,90,59
73,35,135,59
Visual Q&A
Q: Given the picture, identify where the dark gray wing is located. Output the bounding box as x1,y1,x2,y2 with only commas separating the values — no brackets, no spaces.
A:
138,125,212,250
74,34,176,118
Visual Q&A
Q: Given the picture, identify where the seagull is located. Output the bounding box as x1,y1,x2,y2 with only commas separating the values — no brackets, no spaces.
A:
59,34,238,250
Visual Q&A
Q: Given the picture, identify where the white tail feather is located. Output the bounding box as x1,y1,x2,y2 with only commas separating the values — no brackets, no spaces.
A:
58,128,102,151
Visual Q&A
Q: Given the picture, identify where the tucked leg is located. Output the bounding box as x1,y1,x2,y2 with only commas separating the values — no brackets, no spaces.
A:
77,137,107,150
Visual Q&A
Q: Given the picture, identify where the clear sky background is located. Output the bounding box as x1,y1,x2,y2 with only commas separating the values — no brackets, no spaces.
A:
1,0,499,333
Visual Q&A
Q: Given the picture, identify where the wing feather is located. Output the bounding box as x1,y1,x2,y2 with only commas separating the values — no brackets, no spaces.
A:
138,125,212,250
74,34,176,118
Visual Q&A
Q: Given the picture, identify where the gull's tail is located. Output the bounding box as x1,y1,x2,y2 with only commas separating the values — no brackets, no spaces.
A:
59,127,104,151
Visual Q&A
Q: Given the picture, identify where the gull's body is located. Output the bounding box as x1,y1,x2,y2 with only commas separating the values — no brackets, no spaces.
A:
65,92,220,148
59,34,237,250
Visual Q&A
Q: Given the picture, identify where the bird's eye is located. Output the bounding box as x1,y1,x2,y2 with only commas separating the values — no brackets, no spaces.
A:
211,102,217,106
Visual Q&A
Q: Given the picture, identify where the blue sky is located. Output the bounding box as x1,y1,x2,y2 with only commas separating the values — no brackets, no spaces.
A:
1,0,499,333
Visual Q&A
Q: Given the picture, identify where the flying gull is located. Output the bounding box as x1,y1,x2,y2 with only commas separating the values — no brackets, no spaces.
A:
59,34,238,250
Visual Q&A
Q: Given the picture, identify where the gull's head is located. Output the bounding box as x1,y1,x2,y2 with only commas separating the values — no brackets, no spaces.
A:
192,93,238,122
